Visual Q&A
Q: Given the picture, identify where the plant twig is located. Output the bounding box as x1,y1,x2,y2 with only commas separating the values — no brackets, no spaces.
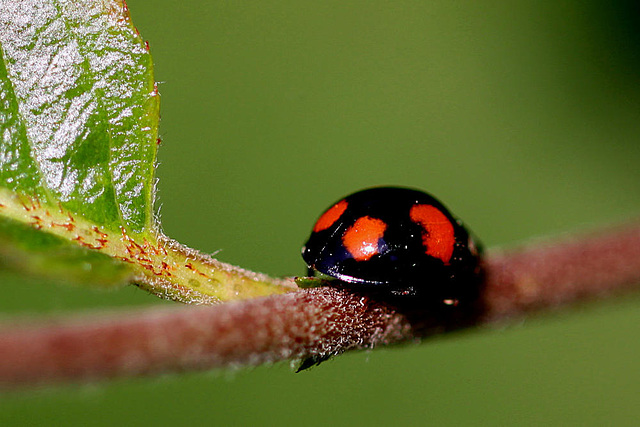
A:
1,222,639,386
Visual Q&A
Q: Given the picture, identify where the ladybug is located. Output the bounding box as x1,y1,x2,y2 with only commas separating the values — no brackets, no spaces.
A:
301,187,483,304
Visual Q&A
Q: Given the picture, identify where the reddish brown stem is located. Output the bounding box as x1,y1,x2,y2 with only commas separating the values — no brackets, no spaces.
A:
1,222,639,386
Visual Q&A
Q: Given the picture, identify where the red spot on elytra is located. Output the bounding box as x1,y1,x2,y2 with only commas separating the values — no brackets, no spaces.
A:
342,216,387,261
409,204,455,264
313,200,348,232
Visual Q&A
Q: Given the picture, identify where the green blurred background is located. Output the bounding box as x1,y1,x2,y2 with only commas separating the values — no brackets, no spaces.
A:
2,0,640,425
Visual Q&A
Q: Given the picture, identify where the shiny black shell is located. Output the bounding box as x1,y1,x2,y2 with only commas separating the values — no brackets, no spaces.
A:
302,187,482,301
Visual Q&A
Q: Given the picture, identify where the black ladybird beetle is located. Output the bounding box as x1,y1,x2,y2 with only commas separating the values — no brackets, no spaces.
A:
302,187,483,304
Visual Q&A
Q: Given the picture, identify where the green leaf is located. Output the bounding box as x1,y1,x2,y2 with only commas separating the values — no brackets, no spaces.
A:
0,214,133,287
0,0,158,233
0,0,295,302
294,276,333,289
